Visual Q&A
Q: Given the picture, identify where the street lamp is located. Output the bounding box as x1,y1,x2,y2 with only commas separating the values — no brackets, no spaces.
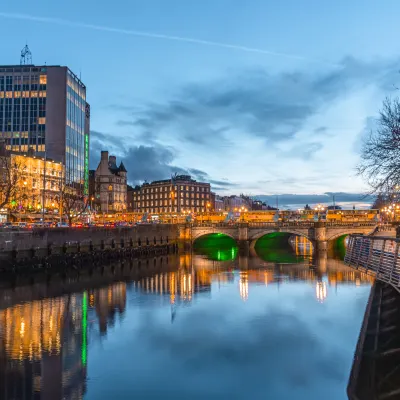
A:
314,204,325,220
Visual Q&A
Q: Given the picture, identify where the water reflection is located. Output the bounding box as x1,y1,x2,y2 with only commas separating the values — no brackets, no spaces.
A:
0,294,87,399
0,252,373,400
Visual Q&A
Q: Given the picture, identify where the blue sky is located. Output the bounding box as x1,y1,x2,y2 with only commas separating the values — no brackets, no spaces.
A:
1,0,399,195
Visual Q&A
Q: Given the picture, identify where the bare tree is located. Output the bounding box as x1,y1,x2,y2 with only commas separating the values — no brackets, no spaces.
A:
56,182,88,226
358,97,400,197
0,154,24,210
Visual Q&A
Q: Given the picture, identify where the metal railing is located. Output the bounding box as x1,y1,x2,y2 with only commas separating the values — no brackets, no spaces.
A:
345,235,400,290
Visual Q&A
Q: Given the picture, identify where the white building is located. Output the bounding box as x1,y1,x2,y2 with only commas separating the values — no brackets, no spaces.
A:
95,151,127,212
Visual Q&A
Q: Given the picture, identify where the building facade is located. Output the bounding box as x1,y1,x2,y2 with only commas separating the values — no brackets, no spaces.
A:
214,195,225,212
95,151,127,212
223,195,252,212
0,145,64,214
131,175,211,214
0,64,90,196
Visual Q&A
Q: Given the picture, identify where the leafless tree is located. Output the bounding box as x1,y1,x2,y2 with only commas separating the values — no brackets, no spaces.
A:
358,97,400,198
0,154,24,210
56,181,88,226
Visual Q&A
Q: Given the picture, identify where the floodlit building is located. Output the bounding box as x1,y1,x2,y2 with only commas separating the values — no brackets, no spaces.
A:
131,175,211,214
94,151,127,212
0,61,90,196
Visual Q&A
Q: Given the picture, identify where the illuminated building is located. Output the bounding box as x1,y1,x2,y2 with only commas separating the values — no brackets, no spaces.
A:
0,146,64,211
131,174,211,214
213,194,224,212
94,151,127,212
0,64,90,195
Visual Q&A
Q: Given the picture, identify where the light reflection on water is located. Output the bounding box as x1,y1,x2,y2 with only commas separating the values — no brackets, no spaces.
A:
0,252,372,400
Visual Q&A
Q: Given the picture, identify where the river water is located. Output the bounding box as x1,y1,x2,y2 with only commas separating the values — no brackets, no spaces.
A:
0,238,372,400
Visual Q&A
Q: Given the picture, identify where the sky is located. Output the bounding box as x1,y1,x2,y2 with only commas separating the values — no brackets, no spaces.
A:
1,0,399,197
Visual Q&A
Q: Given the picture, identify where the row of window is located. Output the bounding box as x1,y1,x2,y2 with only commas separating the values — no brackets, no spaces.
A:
141,185,209,194
135,199,208,207
133,192,210,200
6,144,45,152
0,91,47,98
136,207,205,213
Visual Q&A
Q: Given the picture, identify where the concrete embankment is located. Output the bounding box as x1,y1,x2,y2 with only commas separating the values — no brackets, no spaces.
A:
0,224,179,270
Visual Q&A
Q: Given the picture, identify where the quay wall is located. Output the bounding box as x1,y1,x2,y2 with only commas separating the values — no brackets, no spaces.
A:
0,224,179,263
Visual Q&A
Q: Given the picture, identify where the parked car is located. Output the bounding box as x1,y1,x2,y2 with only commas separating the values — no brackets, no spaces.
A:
56,222,69,228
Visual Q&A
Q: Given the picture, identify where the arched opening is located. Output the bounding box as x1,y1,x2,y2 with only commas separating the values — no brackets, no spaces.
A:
329,234,349,260
193,233,238,261
254,232,312,263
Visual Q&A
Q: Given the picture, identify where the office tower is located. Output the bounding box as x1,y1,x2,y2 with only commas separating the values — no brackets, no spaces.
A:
0,64,90,195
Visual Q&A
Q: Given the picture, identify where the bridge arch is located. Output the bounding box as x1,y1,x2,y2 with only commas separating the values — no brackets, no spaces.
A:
249,229,312,249
326,228,376,242
192,231,237,243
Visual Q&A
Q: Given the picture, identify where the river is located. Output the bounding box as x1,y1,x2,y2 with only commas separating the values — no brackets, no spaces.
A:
0,236,372,400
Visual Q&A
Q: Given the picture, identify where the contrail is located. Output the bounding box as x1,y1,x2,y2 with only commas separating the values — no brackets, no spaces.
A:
0,12,337,66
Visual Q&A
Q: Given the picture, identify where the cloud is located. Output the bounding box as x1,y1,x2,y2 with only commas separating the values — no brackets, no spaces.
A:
280,142,324,160
112,57,399,155
90,131,237,188
256,193,374,207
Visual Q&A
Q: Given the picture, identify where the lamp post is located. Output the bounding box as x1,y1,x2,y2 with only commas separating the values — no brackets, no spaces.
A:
315,204,325,220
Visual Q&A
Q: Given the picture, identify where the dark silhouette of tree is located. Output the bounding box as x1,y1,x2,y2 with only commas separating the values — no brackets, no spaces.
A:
0,151,24,210
358,97,400,195
56,181,88,226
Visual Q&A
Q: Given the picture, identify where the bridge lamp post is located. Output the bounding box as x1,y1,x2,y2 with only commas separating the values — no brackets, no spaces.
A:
315,204,324,220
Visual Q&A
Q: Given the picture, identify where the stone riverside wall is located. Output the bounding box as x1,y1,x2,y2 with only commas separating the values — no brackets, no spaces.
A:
0,224,179,265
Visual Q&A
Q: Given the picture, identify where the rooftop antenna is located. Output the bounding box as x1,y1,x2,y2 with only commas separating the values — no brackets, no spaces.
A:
20,44,32,65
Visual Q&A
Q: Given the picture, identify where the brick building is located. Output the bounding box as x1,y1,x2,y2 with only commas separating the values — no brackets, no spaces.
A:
131,175,211,214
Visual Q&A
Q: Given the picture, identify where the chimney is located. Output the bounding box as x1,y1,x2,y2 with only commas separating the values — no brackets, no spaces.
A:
101,151,108,161
109,155,116,165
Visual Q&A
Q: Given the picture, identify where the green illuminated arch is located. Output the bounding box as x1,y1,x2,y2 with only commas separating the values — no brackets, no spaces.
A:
193,233,238,261
254,232,308,263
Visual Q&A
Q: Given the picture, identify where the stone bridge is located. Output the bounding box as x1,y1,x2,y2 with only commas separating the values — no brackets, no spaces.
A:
179,222,378,253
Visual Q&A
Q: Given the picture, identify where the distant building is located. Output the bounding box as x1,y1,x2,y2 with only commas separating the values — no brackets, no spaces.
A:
94,151,127,212
214,195,224,212
223,195,251,211
0,63,90,195
132,175,211,214
127,184,140,212
327,205,342,210
252,200,268,210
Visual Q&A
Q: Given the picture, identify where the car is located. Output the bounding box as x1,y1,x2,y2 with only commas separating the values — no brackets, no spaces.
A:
56,222,69,228
17,222,28,228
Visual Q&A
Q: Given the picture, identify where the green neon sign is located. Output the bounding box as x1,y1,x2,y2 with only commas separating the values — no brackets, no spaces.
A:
83,134,89,196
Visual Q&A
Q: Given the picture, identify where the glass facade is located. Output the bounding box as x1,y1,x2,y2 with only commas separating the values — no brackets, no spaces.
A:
66,70,87,192
0,66,47,153
0,66,89,196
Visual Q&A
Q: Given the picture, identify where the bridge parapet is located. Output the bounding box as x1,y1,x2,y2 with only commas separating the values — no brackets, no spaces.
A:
345,235,400,291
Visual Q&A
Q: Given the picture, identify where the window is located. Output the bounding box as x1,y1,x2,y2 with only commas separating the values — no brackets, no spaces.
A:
39,75,47,85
